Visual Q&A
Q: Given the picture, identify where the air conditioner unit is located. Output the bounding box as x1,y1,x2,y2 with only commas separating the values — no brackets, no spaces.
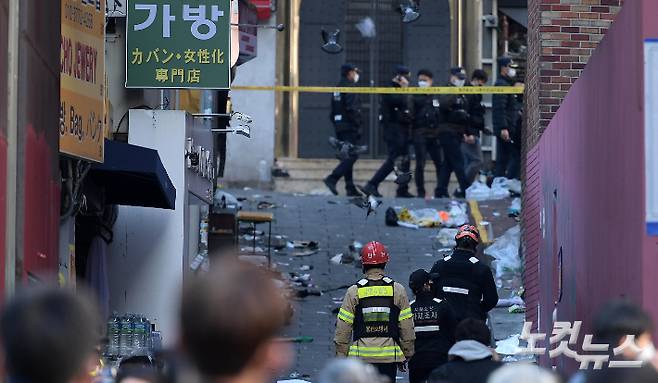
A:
483,14,498,28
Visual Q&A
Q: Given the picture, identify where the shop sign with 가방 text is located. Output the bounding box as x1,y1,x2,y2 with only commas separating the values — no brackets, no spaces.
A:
60,0,106,162
126,1,231,89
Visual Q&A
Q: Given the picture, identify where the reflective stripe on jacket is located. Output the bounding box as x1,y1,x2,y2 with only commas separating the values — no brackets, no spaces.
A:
334,268,416,363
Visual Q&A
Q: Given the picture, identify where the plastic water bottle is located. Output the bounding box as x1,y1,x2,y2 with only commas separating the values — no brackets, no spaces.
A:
258,159,269,188
106,312,120,357
132,315,146,353
119,313,133,356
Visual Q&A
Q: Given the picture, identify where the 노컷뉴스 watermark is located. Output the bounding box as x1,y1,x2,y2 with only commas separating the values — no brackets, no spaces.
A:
519,321,646,369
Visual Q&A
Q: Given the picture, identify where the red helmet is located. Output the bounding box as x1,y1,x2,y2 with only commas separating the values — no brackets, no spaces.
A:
360,241,390,265
455,224,480,244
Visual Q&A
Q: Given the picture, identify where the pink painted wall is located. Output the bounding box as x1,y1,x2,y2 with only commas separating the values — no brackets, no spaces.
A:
528,0,658,372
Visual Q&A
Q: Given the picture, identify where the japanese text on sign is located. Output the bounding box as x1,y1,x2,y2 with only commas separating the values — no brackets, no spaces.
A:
126,1,231,89
60,0,106,162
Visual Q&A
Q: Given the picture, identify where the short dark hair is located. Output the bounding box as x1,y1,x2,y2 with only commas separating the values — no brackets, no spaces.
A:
472,69,488,83
0,288,100,383
417,69,434,79
593,300,653,345
455,319,491,346
456,236,478,251
363,263,387,272
116,366,162,383
181,259,289,378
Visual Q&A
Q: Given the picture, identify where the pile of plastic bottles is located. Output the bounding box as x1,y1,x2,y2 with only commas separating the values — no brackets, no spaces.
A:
105,312,161,359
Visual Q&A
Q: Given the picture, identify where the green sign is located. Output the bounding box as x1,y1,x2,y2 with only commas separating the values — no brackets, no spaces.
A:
126,0,231,89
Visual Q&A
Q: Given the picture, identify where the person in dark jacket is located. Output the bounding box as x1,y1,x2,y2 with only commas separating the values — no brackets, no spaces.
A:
568,300,658,383
408,269,457,383
436,67,471,198
324,63,363,197
428,319,502,383
412,69,442,199
492,57,521,179
429,225,498,323
462,70,490,185
361,65,414,198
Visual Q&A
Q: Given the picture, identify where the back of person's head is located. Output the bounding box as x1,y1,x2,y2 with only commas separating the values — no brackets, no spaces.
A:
0,287,100,383
593,299,653,345
487,363,559,383
180,258,291,380
318,358,386,383
455,318,491,346
116,365,162,383
472,69,488,83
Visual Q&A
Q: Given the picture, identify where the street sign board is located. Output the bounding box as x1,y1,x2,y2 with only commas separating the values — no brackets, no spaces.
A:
60,0,106,162
126,1,231,89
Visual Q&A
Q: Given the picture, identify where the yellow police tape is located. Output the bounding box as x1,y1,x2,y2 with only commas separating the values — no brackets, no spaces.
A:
230,85,524,95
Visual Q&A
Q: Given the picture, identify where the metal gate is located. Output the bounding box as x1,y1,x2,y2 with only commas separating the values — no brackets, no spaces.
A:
297,0,451,158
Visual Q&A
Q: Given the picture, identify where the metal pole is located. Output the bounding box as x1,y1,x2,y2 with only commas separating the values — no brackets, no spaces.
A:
6,0,20,297
368,0,377,157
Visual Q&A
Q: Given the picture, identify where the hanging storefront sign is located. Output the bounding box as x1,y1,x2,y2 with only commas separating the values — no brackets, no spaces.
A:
60,0,106,162
126,1,231,89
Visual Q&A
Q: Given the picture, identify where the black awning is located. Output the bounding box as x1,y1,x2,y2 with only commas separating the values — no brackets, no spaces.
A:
90,139,176,210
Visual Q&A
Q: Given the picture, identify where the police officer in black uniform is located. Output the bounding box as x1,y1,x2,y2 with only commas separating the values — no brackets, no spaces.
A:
436,68,472,198
430,225,498,323
492,57,521,179
361,65,414,198
324,63,363,197
408,269,457,383
412,69,443,199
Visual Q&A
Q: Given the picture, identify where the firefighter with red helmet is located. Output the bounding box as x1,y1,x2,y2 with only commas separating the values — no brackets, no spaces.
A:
430,225,498,323
334,241,416,382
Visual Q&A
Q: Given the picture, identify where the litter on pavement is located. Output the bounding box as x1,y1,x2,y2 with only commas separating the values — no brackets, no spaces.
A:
466,177,520,201
484,225,522,281
495,334,522,355
395,201,469,228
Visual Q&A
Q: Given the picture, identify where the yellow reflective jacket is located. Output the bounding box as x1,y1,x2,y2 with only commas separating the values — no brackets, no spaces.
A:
334,268,416,363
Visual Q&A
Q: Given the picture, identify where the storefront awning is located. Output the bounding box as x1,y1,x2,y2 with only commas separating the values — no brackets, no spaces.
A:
90,140,176,210
500,7,528,29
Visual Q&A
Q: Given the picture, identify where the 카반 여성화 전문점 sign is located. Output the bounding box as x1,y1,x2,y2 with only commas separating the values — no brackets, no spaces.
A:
126,1,231,89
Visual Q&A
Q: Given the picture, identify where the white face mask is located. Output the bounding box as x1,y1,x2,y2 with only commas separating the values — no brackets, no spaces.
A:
353,73,360,84
452,78,465,87
638,342,656,362
418,80,430,88
508,68,517,78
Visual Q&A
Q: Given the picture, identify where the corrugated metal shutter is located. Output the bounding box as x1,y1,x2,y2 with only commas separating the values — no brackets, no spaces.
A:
523,144,541,329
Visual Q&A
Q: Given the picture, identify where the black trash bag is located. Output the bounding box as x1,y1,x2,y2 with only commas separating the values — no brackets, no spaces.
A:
385,207,399,226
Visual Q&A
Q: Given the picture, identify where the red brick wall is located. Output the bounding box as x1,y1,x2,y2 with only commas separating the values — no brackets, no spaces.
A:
525,0,624,150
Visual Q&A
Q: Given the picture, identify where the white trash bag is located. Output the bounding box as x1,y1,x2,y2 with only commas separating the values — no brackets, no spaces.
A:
484,225,521,279
465,181,492,201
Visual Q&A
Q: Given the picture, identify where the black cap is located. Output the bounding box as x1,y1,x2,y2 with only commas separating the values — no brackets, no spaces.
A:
450,67,466,79
341,63,359,76
498,56,518,68
417,68,434,79
395,65,411,76
409,269,430,292
472,69,488,82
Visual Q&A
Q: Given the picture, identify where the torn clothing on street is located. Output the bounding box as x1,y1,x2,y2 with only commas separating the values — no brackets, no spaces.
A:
334,268,416,363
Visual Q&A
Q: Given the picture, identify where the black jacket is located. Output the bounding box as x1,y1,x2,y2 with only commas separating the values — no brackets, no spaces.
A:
429,249,499,322
429,340,502,383
380,82,413,139
412,94,441,138
491,75,519,137
410,292,457,357
438,83,470,136
466,91,485,137
330,77,362,133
